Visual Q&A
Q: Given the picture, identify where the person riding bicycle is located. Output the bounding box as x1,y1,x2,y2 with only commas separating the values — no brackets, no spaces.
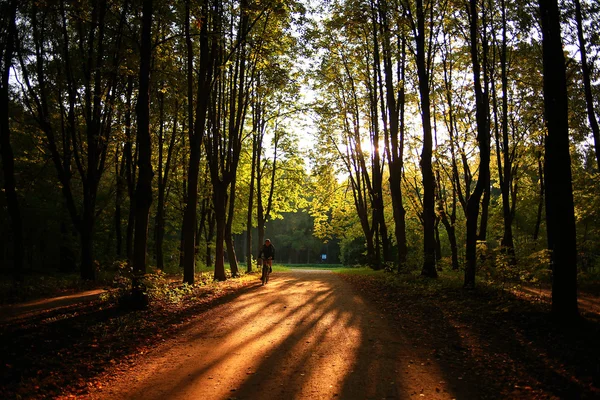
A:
258,239,275,273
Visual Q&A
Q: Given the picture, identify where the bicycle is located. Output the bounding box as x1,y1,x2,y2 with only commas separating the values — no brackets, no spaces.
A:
260,257,272,285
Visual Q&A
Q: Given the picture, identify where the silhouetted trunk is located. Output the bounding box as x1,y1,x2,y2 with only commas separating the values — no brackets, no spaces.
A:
124,77,136,261
498,0,515,258
182,0,214,284
256,131,265,249
132,0,153,276
465,0,491,289
0,0,24,281
206,208,215,268
415,0,436,277
154,95,177,271
440,33,461,272
80,205,95,280
435,219,442,263
115,147,125,257
225,179,239,277
477,0,491,245
387,29,408,271
368,9,385,269
539,0,578,319
257,124,278,255
213,184,227,281
533,151,544,241
445,222,459,270
155,91,166,270
574,0,600,172
79,0,113,281
478,186,490,241
246,122,259,272
209,0,250,279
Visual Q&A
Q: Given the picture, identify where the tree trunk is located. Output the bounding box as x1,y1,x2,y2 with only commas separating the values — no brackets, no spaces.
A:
246,127,258,272
390,173,408,269
132,0,153,276
539,0,579,320
182,0,213,284
478,185,490,241
465,0,491,289
498,0,515,258
225,179,239,277
80,201,96,280
206,208,215,268
155,90,165,270
115,148,125,257
435,218,442,263
384,20,408,271
533,151,544,241
574,0,600,172
213,184,228,281
416,0,437,278
0,0,24,281
445,222,459,270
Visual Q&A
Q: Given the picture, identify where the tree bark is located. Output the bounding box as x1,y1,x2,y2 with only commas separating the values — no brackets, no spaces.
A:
213,183,228,281
154,94,177,271
115,146,125,257
465,0,491,289
155,90,166,270
574,0,600,172
246,113,259,272
182,0,214,284
132,0,153,276
533,150,544,241
415,0,437,278
225,178,240,277
0,0,24,281
539,0,579,319
499,0,514,257
123,76,136,262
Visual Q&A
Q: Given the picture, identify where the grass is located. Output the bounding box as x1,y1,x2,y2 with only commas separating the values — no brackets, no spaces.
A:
284,263,344,270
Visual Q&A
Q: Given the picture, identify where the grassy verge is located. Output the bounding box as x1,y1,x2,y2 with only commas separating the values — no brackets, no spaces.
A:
284,263,344,270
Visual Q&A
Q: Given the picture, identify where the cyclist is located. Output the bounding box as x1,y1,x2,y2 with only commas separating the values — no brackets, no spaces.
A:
258,238,275,273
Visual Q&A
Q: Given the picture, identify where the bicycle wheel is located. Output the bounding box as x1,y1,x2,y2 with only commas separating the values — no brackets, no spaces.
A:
261,265,267,285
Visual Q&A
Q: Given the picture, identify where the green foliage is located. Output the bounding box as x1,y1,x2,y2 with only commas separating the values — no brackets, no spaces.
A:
478,246,551,292
105,261,221,306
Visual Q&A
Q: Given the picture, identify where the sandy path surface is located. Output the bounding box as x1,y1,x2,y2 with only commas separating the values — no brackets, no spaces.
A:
86,271,470,399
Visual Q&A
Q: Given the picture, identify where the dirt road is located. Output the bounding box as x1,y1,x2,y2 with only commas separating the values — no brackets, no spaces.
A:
86,271,473,399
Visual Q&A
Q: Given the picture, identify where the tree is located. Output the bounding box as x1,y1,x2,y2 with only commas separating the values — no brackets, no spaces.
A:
573,0,600,172
132,0,154,277
400,0,442,277
182,0,216,284
373,0,409,270
18,0,130,280
538,0,578,319
0,0,24,280
464,0,491,289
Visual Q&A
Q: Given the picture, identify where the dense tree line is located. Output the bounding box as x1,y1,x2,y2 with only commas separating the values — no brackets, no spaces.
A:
1,0,599,320
0,0,308,283
309,0,599,320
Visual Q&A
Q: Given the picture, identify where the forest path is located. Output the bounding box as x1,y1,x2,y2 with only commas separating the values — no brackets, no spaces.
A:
0,288,106,322
84,270,474,400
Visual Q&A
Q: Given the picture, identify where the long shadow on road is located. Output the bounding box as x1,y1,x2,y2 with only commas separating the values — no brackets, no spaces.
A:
107,271,482,400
